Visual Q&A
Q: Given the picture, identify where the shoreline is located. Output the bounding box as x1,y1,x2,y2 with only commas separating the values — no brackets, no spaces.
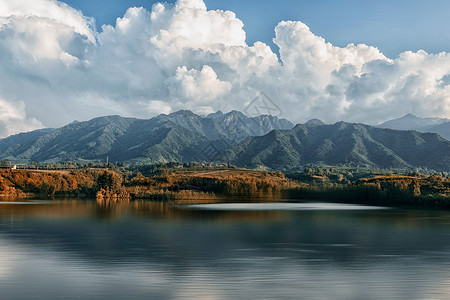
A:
0,168,448,209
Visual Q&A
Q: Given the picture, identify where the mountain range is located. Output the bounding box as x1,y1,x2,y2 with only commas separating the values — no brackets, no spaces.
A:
0,110,293,164
0,110,449,172
379,114,450,140
221,121,450,172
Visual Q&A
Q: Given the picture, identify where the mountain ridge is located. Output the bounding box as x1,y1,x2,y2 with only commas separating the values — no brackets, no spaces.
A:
0,111,448,172
379,114,450,140
221,121,450,172
0,111,293,164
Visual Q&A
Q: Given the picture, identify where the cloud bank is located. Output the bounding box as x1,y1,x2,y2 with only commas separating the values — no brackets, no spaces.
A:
0,0,449,137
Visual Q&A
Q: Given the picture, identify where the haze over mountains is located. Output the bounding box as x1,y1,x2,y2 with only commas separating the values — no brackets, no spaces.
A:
0,110,449,172
379,114,450,140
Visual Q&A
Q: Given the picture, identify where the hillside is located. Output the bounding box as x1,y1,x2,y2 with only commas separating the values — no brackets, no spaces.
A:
221,122,450,172
0,111,292,164
0,111,448,172
431,122,450,141
205,110,294,141
379,114,450,140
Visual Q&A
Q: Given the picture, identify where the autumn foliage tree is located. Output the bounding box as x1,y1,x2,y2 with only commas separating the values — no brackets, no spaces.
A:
96,170,130,200
0,170,97,196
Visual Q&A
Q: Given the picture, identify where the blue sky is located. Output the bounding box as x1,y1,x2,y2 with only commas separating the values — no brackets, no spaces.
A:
63,0,450,58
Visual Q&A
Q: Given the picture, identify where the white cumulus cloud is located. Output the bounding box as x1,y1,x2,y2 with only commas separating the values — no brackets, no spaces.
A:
0,0,449,138
0,0,95,42
0,98,44,137
167,65,232,113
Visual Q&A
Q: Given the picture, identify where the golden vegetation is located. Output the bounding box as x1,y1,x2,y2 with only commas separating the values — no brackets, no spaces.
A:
0,169,130,200
288,174,450,208
0,169,97,197
124,169,301,200
1,166,449,208
356,175,450,205
0,168,301,201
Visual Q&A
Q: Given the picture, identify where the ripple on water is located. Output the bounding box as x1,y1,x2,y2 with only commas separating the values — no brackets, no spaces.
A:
0,200,57,205
185,202,389,211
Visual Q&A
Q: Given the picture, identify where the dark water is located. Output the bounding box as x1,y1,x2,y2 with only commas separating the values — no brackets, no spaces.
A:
0,199,449,300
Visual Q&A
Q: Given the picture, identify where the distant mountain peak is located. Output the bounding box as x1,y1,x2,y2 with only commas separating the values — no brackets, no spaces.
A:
304,119,325,126
206,111,223,119
379,114,450,140
224,110,246,118
169,110,197,117
403,113,417,118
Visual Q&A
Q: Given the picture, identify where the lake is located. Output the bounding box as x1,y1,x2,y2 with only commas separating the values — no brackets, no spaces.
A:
0,198,449,299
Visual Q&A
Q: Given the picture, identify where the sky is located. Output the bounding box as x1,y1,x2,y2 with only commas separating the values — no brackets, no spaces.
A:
63,0,450,58
0,0,450,137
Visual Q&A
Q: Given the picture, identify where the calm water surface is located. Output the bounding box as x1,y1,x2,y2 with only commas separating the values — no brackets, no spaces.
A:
0,198,449,299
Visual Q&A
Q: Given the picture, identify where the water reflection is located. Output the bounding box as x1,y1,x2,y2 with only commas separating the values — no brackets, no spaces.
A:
186,202,389,211
0,198,449,299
